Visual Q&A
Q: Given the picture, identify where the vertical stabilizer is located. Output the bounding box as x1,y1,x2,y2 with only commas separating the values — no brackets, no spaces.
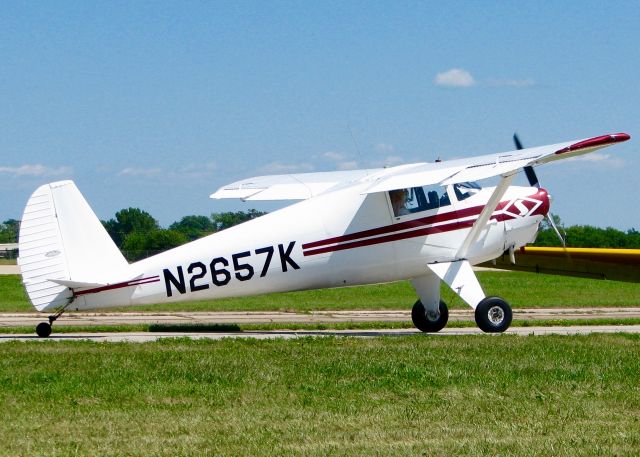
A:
18,181,129,312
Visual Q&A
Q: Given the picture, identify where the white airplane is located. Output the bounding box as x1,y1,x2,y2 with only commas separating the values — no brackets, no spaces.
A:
18,132,630,337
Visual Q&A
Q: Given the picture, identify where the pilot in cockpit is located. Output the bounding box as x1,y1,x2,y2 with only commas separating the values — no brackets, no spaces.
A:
389,189,410,217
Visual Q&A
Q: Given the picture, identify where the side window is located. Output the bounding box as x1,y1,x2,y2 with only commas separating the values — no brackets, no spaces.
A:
419,184,451,211
389,189,411,217
404,188,421,212
388,185,451,217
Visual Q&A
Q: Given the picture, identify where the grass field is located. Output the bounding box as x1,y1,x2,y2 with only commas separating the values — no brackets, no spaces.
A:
2,271,640,314
1,335,638,456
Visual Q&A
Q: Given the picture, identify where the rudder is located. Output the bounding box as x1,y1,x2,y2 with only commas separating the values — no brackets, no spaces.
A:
18,181,129,312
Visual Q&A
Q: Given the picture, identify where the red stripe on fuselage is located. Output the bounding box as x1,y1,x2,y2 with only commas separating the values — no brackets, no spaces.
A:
303,190,548,256
73,276,160,297
303,219,471,256
302,203,496,251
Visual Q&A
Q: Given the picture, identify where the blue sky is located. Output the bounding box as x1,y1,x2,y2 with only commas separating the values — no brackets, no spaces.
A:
1,1,638,229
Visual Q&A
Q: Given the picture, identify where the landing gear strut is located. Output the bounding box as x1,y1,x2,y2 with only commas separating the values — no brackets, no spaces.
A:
474,296,512,333
412,299,449,333
35,306,68,338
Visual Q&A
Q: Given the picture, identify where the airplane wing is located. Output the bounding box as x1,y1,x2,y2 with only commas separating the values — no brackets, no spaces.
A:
211,133,630,200
365,133,630,193
484,247,640,283
210,169,381,200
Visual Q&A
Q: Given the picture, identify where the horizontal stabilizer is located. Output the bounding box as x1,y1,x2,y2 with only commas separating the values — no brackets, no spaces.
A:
49,279,106,289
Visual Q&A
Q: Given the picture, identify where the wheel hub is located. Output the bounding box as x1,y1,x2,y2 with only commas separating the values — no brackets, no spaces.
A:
426,310,440,322
487,306,504,325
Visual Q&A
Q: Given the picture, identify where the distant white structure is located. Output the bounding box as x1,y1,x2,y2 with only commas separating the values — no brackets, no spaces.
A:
0,243,18,258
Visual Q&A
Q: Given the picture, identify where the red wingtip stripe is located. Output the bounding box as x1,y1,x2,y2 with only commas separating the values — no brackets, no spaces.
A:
555,132,630,155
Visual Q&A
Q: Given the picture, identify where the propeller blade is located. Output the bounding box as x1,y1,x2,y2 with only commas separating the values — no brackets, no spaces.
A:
524,166,540,188
513,134,540,188
513,133,524,150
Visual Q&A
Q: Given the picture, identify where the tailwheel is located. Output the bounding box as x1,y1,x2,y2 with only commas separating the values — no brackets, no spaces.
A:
36,322,52,338
475,296,512,333
412,299,449,333
34,305,68,338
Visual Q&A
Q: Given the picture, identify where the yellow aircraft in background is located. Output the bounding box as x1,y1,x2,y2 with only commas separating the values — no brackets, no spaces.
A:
488,247,640,283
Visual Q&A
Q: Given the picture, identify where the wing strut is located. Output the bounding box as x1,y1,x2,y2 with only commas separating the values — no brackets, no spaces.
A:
456,174,515,259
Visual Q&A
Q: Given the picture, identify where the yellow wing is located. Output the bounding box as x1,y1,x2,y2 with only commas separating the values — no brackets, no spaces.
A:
486,247,640,283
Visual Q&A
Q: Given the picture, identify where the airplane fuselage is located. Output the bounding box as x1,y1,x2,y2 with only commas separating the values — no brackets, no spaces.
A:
69,183,549,311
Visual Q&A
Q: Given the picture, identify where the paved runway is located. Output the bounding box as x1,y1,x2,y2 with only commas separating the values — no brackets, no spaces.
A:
3,307,640,328
0,265,19,274
2,325,640,342
3,308,640,342
3,309,640,342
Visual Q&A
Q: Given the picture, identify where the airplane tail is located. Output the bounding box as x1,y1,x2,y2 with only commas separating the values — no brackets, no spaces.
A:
18,181,129,312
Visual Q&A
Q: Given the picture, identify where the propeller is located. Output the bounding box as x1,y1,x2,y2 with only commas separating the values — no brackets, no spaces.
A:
513,133,540,188
513,133,566,247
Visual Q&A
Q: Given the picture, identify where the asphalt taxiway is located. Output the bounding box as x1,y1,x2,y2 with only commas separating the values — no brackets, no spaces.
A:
3,307,640,328
2,308,640,342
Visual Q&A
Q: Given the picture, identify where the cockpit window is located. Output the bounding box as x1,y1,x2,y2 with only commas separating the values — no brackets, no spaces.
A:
389,189,411,217
453,181,482,201
389,185,451,217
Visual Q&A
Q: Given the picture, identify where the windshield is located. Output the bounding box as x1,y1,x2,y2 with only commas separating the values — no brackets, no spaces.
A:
453,181,482,201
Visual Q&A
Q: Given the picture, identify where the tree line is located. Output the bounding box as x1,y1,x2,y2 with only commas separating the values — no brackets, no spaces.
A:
101,208,267,261
1,213,639,261
533,217,640,249
0,212,268,260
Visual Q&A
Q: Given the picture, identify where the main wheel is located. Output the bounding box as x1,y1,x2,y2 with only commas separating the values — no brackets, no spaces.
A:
412,299,449,332
475,297,512,333
36,322,52,338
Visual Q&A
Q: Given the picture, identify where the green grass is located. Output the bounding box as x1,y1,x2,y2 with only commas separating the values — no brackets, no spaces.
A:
1,335,639,456
0,258,17,265
2,271,640,314
0,275,31,311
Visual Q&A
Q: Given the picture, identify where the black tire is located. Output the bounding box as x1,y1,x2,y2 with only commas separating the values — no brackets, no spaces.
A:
36,322,52,338
412,299,449,333
475,297,512,333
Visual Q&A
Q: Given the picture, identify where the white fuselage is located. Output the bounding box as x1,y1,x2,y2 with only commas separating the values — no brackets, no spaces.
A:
70,183,549,310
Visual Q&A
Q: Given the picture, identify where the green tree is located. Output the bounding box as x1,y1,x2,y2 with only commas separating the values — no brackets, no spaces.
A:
534,217,640,248
564,226,633,248
102,208,159,247
121,229,188,261
0,219,20,243
212,209,267,231
626,228,640,248
169,215,216,241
